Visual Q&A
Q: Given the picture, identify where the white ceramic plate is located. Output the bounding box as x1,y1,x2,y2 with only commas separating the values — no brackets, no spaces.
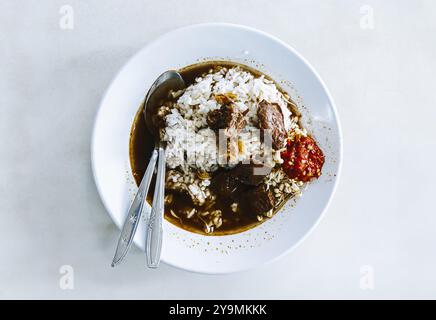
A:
91,23,342,274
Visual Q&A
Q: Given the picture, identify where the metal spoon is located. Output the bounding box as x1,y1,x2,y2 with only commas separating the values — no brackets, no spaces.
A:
143,71,185,268
111,71,185,267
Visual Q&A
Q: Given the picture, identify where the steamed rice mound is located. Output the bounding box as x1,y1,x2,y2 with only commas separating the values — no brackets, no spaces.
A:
161,66,296,172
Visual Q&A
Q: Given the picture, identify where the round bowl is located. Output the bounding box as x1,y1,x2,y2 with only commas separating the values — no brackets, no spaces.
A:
91,23,342,274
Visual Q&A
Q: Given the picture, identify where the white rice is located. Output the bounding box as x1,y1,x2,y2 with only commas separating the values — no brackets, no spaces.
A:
161,66,294,172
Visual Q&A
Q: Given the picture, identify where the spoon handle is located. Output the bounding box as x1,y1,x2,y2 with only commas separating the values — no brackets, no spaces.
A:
111,149,158,267
146,145,166,268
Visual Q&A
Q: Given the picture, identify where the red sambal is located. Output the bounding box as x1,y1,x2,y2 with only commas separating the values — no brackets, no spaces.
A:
281,135,325,182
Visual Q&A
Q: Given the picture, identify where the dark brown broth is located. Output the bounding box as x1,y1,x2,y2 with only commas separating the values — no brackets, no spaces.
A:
129,61,295,235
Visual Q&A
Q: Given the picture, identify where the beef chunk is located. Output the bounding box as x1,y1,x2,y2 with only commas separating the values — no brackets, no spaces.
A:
233,163,272,186
257,100,286,149
212,162,273,202
207,105,247,133
211,171,242,200
242,185,275,216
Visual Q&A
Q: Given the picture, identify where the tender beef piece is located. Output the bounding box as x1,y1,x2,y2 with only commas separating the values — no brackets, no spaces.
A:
211,171,242,200
242,185,275,216
207,105,247,133
233,163,272,186
257,100,286,149
212,162,272,202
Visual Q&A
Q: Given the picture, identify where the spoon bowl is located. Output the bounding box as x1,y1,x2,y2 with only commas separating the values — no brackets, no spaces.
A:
144,71,186,136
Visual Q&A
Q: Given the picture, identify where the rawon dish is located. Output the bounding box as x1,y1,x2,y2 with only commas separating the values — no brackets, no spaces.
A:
130,61,324,236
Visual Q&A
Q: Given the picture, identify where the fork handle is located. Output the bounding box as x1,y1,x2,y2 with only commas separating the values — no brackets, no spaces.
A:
146,145,166,268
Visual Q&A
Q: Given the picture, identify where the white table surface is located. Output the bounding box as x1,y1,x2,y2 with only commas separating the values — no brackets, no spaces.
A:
1,0,435,299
